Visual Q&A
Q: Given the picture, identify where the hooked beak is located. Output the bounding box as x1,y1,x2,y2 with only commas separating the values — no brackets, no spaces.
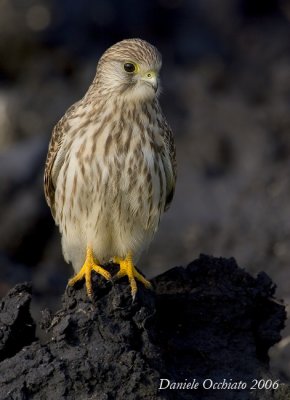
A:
141,70,158,92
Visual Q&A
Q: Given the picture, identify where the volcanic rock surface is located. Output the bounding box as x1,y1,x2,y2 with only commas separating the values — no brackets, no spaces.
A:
0,255,288,400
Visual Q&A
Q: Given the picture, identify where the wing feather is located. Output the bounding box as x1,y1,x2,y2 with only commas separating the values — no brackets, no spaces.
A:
44,102,80,218
162,121,177,212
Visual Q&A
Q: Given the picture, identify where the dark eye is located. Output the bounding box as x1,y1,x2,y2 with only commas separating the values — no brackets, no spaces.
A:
124,63,136,73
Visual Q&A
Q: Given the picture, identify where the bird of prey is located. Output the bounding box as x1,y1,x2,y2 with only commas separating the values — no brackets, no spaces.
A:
44,38,176,299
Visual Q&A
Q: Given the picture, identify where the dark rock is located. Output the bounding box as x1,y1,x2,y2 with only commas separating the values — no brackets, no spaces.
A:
0,283,36,362
0,255,288,400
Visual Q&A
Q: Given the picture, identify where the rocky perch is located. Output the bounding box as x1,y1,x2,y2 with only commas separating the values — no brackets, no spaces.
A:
0,255,288,400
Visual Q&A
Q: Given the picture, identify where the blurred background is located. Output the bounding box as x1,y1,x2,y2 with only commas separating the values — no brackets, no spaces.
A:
0,0,290,381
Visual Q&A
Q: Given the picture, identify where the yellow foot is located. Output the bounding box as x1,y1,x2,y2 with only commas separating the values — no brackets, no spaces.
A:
113,253,152,299
68,246,111,298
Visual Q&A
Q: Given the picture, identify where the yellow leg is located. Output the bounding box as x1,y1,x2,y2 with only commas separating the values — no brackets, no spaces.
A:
68,246,111,297
114,252,152,299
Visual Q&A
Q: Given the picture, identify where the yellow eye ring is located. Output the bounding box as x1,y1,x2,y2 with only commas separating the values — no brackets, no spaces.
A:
124,62,137,73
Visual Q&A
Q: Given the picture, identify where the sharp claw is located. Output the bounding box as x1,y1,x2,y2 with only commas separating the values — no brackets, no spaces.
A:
113,253,151,299
68,247,111,298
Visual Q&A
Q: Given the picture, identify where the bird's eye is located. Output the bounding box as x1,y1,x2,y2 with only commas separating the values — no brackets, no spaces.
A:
124,62,136,73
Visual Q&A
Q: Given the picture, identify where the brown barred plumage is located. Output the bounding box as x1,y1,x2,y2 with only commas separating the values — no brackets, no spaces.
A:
44,38,176,298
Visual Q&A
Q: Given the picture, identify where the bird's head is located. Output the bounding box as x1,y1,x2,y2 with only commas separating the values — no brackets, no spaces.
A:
95,38,162,102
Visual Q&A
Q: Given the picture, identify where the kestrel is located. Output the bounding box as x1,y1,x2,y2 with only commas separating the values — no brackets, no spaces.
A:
44,38,176,299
